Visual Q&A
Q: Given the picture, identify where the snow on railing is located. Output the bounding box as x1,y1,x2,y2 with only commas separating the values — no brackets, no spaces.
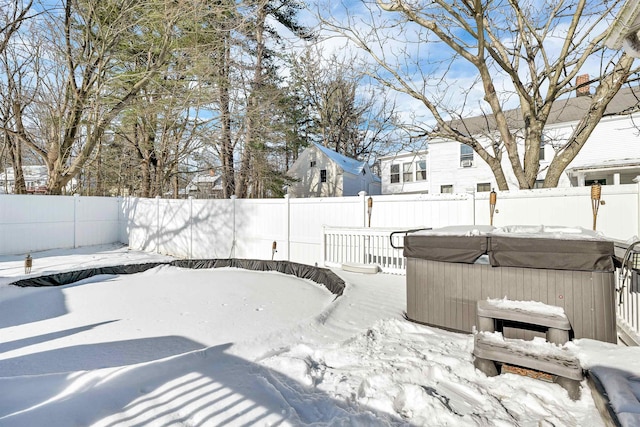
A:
322,226,406,274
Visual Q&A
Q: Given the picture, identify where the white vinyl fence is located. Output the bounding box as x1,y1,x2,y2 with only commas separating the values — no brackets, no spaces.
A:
1,183,639,342
1,183,638,260
0,194,122,255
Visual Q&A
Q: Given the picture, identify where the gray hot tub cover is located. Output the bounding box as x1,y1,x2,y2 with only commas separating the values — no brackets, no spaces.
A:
403,225,615,272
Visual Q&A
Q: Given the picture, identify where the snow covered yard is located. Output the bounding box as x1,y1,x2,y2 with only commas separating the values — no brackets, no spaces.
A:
0,244,635,426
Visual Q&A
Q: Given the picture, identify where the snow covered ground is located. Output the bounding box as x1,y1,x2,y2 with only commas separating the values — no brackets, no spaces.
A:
0,244,637,426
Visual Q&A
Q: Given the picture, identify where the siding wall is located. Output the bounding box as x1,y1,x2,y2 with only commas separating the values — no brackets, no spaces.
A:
384,114,640,194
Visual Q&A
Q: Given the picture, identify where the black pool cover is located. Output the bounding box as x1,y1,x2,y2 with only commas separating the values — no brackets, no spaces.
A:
9,259,346,297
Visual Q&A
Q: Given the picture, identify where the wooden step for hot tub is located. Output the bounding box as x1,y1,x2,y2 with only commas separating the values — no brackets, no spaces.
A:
476,299,572,345
473,331,583,400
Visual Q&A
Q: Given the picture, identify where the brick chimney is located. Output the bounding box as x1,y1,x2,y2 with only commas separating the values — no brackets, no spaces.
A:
576,74,590,97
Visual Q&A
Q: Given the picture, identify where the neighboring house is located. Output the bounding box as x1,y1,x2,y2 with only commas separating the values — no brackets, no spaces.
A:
378,150,429,195
380,84,640,194
0,165,48,194
287,143,381,197
186,171,224,199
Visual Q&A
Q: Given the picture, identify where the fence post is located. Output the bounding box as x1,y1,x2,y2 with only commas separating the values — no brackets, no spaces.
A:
637,178,640,238
189,196,193,259
321,224,326,267
359,191,367,227
73,193,80,248
155,195,161,253
285,194,290,261
231,195,237,258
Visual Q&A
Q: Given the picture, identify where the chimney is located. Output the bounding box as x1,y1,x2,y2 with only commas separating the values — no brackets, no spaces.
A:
209,169,215,176
576,74,590,97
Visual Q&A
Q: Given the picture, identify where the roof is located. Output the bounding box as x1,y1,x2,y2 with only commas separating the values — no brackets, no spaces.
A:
444,86,640,137
566,157,640,172
313,143,368,175
0,165,48,180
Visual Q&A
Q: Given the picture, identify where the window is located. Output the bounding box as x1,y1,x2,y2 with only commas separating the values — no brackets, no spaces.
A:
539,137,545,161
441,185,453,194
390,164,400,183
403,162,413,182
460,144,474,167
533,180,545,189
320,169,327,183
477,182,491,192
416,160,427,181
310,160,316,168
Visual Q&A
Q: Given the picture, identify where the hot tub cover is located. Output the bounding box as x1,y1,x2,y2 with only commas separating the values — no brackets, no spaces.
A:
488,236,614,272
404,235,489,264
403,225,615,272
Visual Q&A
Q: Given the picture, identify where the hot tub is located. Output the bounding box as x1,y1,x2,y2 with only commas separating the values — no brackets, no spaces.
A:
404,226,617,343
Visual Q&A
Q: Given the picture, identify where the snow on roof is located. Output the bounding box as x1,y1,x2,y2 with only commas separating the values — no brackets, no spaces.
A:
313,143,368,176
189,174,221,184
566,158,640,172
0,165,48,180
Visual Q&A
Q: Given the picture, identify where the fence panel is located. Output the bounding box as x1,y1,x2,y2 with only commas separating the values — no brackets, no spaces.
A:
367,193,474,230
0,195,73,255
476,185,638,241
234,198,288,260
190,198,235,259
125,197,160,253
156,198,192,258
75,196,121,248
289,196,365,266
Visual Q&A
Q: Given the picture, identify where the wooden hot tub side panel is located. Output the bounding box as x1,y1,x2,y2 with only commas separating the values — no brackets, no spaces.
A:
406,258,617,343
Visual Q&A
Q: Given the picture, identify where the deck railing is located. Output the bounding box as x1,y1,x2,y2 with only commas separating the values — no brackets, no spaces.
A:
323,227,640,345
322,226,407,274
616,241,640,346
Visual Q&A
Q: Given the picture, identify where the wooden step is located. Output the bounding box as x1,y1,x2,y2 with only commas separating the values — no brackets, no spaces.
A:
473,331,583,399
477,299,571,345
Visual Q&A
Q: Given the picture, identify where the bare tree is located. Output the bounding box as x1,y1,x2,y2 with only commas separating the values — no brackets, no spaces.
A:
0,0,33,192
322,0,639,189
289,45,413,163
11,0,185,194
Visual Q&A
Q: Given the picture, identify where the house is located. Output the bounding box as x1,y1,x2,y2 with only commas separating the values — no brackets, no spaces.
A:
287,143,381,197
0,165,48,194
186,171,224,199
379,85,640,194
378,150,429,194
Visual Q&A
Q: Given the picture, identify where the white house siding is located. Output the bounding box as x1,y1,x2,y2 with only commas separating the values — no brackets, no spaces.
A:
343,172,364,196
426,113,640,193
288,144,381,198
379,152,430,194
427,140,503,194
288,146,345,198
545,115,640,186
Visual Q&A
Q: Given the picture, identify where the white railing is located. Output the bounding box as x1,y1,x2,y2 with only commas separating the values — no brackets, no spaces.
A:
323,226,409,274
616,241,640,345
